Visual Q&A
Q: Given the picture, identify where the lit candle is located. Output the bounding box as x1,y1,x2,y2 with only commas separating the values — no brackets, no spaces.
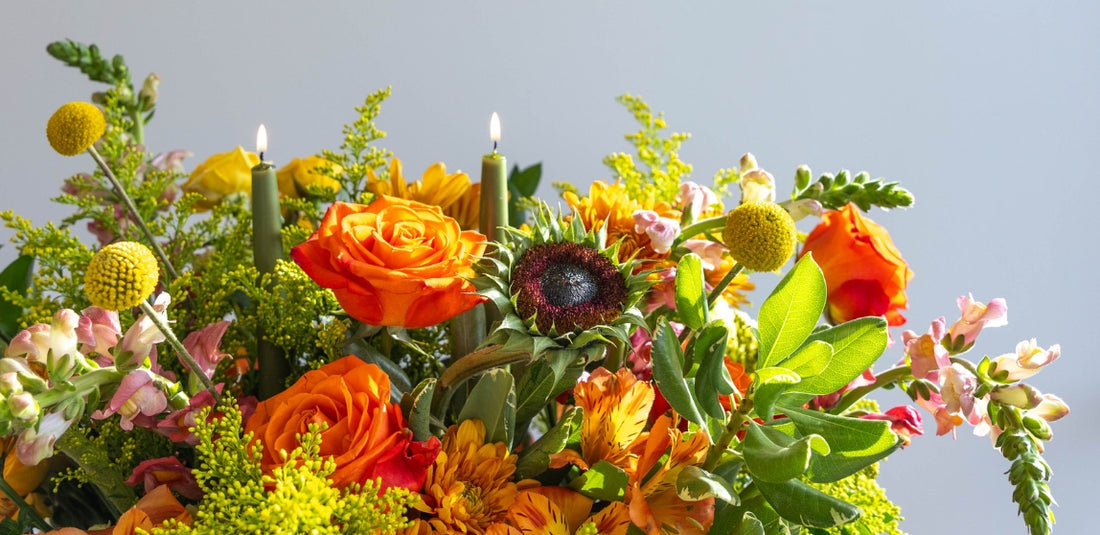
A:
479,112,508,242
251,124,283,273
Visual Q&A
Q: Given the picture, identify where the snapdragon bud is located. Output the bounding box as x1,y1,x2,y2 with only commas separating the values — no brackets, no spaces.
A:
990,383,1044,410
739,152,758,173
0,372,23,395
1022,414,1054,441
9,392,40,422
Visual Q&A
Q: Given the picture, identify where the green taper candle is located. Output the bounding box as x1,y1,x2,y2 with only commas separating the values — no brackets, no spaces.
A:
251,124,289,399
479,112,508,242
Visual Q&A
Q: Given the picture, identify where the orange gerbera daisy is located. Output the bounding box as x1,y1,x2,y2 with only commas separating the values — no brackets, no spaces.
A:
403,419,525,534
367,157,481,230
627,415,715,535
563,180,678,262
549,367,654,477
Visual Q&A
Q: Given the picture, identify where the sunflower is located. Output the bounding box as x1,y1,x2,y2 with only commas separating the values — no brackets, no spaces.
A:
367,157,481,230
563,180,678,263
475,203,650,363
403,419,526,534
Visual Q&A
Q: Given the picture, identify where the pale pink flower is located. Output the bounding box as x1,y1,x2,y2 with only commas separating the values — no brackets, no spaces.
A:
16,411,73,465
739,168,776,204
180,321,232,380
946,295,1007,350
8,392,39,422
784,199,823,222
125,456,202,501
677,181,721,220
627,323,683,382
5,309,81,364
989,382,1044,410
632,210,680,255
941,363,977,419
915,391,964,437
151,149,193,173
971,397,1003,446
903,317,948,380
633,209,659,234
119,293,171,368
644,267,678,313
682,239,727,270
156,388,220,445
989,339,1060,382
1029,394,1070,423
76,306,122,359
92,369,169,430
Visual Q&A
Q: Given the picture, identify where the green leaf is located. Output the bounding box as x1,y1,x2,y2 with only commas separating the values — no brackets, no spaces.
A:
674,253,708,330
457,369,516,447
514,359,557,425
693,322,733,420
507,163,542,225
743,422,825,483
676,465,736,504
732,512,765,535
753,366,800,422
776,340,832,380
0,255,33,341
651,318,706,428
758,255,826,368
784,317,888,402
515,407,582,479
778,406,900,483
754,478,862,528
402,378,436,442
570,460,629,501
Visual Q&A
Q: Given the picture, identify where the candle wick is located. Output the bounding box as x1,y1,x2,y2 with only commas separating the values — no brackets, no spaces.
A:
492,140,497,152
259,151,265,161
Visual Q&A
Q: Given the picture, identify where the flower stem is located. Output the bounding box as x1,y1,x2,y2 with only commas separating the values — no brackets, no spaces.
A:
86,145,179,281
138,300,219,399
707,262,745,309
128,108,145,146
433,344,529,415
678,215,727,244
831,365,914,414
704,396,753,471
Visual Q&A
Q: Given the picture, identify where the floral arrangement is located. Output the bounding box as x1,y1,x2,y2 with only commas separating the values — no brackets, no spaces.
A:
0,40,1069,535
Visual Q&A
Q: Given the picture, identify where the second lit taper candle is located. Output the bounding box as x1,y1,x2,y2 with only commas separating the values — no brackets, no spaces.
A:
479,112,508,242
251,125,283,273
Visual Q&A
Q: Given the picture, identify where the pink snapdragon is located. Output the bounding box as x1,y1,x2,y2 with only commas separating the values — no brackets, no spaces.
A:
988,339,1060,382
151,149,193,173
862,405,923,446
92,369,169,430
15,411,73,465
125,456,202,501
156,388,220,445
682,239,727,270
180,320,232,380
5,308,81,364
739,168,776,204
677,181,721,220
633,210,680,255
945,295,1007,351
903,317,948,380
119,293,171,368
76,306,122,359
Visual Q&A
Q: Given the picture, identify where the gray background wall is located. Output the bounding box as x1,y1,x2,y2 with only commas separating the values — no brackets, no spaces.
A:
2,2,1097,533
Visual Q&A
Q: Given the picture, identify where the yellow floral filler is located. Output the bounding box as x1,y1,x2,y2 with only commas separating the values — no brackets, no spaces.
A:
46,101,105,156
723,201,797,272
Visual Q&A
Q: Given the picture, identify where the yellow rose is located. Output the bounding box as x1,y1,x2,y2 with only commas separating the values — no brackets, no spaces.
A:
276,155,341,198
181,146,259,211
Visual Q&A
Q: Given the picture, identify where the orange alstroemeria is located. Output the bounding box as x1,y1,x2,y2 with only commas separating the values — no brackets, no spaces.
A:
494,487,630,535
41,484,191,535
627,415,714,535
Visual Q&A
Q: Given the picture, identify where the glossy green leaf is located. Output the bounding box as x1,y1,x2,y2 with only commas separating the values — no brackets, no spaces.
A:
732,512,765,535
508,163,542,224
403,378,436,442
675,253,707,330
570,460,629,501
776,340,832,379
0,255,33,341
516,407,582,479
753,366,800,422
754,478,862,528
779,405,900,483
743,422,825,483
693,322,732,419
758,255,826,368
651,318,706,427
458,369,516,447
786,317,888,402
676,465,736,504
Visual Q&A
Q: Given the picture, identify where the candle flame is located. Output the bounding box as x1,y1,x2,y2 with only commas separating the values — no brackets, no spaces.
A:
256,124,268,154
490,112,501,144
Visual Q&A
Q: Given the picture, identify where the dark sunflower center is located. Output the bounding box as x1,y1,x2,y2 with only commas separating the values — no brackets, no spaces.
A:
540,262,598,307
510,242,628,335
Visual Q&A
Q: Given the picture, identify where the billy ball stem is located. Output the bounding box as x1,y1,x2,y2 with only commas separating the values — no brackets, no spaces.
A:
138,300,219,399
86,145,180,281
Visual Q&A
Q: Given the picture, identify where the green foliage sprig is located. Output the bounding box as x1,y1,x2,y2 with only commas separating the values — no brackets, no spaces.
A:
320,88,394,205
792,167,914,211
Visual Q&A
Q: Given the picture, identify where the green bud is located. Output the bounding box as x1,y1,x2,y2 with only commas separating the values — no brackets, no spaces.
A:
794,165,812,192
1023,415,1054,441
739,152,758,173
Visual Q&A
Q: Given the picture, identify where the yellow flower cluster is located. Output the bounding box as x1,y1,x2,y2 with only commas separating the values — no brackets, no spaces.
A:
46,102,105,156
722,202,797,272
84,241,159,311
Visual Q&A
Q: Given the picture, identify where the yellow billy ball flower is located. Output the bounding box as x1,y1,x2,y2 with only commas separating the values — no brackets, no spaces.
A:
723,202,797,272
84,242,160,311
46,102,106,156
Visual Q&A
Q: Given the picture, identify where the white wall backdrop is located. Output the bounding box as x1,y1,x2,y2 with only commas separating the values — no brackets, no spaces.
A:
2,2,1097,533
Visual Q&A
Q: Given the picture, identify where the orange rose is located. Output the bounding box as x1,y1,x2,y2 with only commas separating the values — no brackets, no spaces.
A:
291,196,487,328
243,355,439,491
800,203,912,326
